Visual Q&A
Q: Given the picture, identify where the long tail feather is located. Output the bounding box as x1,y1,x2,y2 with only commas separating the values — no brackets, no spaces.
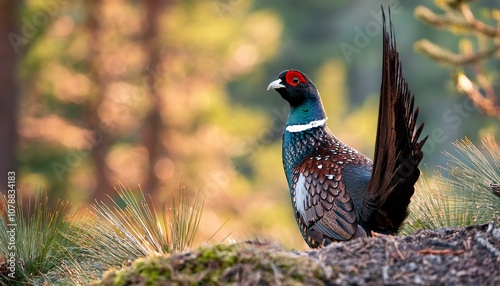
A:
360,7,428,234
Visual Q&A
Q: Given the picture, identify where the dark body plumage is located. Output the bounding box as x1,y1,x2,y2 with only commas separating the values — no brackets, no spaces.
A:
267,8,428,248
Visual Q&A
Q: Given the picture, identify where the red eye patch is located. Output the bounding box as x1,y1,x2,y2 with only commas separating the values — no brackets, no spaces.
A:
286,70,307,87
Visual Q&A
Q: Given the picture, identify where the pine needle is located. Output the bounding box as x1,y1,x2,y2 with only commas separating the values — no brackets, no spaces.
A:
402,135,500,235
57,183,205,284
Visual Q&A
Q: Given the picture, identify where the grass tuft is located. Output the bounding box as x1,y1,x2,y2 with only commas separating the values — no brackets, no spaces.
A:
1,183,205,285
0,192,75,285
402,135,500,234
56,183,205,284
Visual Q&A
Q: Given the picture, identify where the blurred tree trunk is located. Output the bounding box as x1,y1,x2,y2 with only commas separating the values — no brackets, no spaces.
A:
0,1,19,189
142,0,172,195
87,0,114,202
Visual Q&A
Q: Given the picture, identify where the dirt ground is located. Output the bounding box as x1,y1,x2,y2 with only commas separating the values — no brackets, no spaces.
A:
308,220,500,285
98,220,500,285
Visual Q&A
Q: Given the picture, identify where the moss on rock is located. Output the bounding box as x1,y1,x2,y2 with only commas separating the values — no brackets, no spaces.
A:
94,241,333,285
91,221,500,285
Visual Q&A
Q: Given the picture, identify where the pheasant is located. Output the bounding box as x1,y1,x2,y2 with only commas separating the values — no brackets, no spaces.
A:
267,8,428,248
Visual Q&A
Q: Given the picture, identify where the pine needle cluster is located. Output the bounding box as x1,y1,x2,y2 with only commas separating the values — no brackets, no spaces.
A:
0,184,204,285
60,184,204,284
402,135,500,234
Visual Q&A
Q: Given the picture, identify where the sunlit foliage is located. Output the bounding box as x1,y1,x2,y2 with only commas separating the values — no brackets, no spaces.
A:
9,0,500,252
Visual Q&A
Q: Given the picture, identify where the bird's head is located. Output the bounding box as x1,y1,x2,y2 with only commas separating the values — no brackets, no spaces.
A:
267,70,319,107
267,69,326,125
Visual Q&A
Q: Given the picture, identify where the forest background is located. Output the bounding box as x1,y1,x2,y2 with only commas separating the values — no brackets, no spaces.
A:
0,0,498,249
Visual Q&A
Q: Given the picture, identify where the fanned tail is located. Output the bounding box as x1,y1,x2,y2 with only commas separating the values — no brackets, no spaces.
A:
360,7,428,234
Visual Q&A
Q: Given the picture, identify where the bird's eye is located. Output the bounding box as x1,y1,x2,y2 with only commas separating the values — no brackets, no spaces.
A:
286,70,307,86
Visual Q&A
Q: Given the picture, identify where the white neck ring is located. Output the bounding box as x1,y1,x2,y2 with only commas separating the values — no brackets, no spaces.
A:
285,118,327,132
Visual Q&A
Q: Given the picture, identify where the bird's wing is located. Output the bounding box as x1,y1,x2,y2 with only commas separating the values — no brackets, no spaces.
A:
291,153,359,245
361,7,428,233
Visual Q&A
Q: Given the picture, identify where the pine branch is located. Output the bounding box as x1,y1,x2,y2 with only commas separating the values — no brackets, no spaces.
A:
415,6,473,33
459,4,498,37
415,5,497,37
457,73,500,119
415,39,500,65
415,2,500,118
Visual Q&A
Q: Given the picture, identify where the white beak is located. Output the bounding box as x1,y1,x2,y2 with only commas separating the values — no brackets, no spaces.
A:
267,79,286,91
